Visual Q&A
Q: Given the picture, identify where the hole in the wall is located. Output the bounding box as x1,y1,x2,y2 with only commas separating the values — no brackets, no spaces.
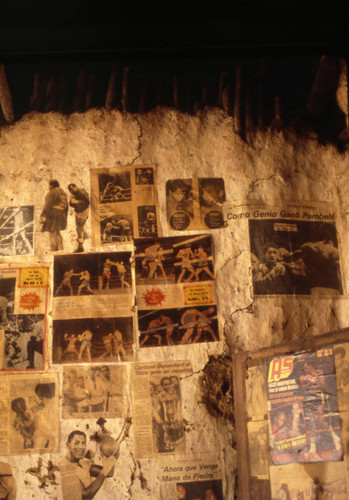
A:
200,355,234,422
221,380,230,395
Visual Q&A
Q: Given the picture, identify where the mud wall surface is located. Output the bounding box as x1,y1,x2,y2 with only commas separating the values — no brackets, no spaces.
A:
0,107,348,499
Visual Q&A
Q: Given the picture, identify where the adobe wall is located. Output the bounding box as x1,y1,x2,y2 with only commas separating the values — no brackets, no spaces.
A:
0,107,348,498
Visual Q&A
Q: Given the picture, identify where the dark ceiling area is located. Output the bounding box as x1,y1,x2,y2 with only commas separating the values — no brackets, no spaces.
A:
0,2,348,147
0,1,348,60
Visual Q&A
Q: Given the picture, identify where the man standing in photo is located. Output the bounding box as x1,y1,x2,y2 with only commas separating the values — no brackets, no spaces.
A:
68,183,90,253
40,180,68,252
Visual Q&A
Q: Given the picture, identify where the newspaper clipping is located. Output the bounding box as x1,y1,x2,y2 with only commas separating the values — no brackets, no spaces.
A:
247,420,270,479
0,264,49,370
135,235,219,347
52,251,134,364
159,455,225,500
59,420,128,500
226,200,344,296
52,316,134,364
341,411,349,488
341,410,349,456
90,164,160,246
166,178,226,231
2,373,59,455
334,342,349,411
0,205,34,256
267,347,342,464
245,365,270,479
131,360,192,458
62,364,127,418
245,365,268,421
269,462,347,500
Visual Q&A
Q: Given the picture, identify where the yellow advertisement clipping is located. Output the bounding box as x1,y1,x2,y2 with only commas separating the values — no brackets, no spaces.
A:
19,267,49,287
184,284,213,305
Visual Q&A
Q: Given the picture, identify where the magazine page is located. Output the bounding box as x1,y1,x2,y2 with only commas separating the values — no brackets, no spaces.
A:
52,251,135,364
166,178,226,231
226,200,344,296
0,205,34,256
135,235,220,347
159,454,225,499
3,373,59,455
267,347,342,464
91,164,160,246
0,264,49,370
130,360,192,458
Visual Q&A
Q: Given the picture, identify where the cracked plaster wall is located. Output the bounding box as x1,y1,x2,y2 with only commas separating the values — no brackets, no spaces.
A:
0,107,348,498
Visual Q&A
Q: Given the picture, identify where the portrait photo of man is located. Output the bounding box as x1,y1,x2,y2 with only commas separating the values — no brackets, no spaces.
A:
59,430,118,500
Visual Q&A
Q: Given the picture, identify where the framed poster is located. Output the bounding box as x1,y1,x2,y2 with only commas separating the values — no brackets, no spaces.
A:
232,327,349,499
